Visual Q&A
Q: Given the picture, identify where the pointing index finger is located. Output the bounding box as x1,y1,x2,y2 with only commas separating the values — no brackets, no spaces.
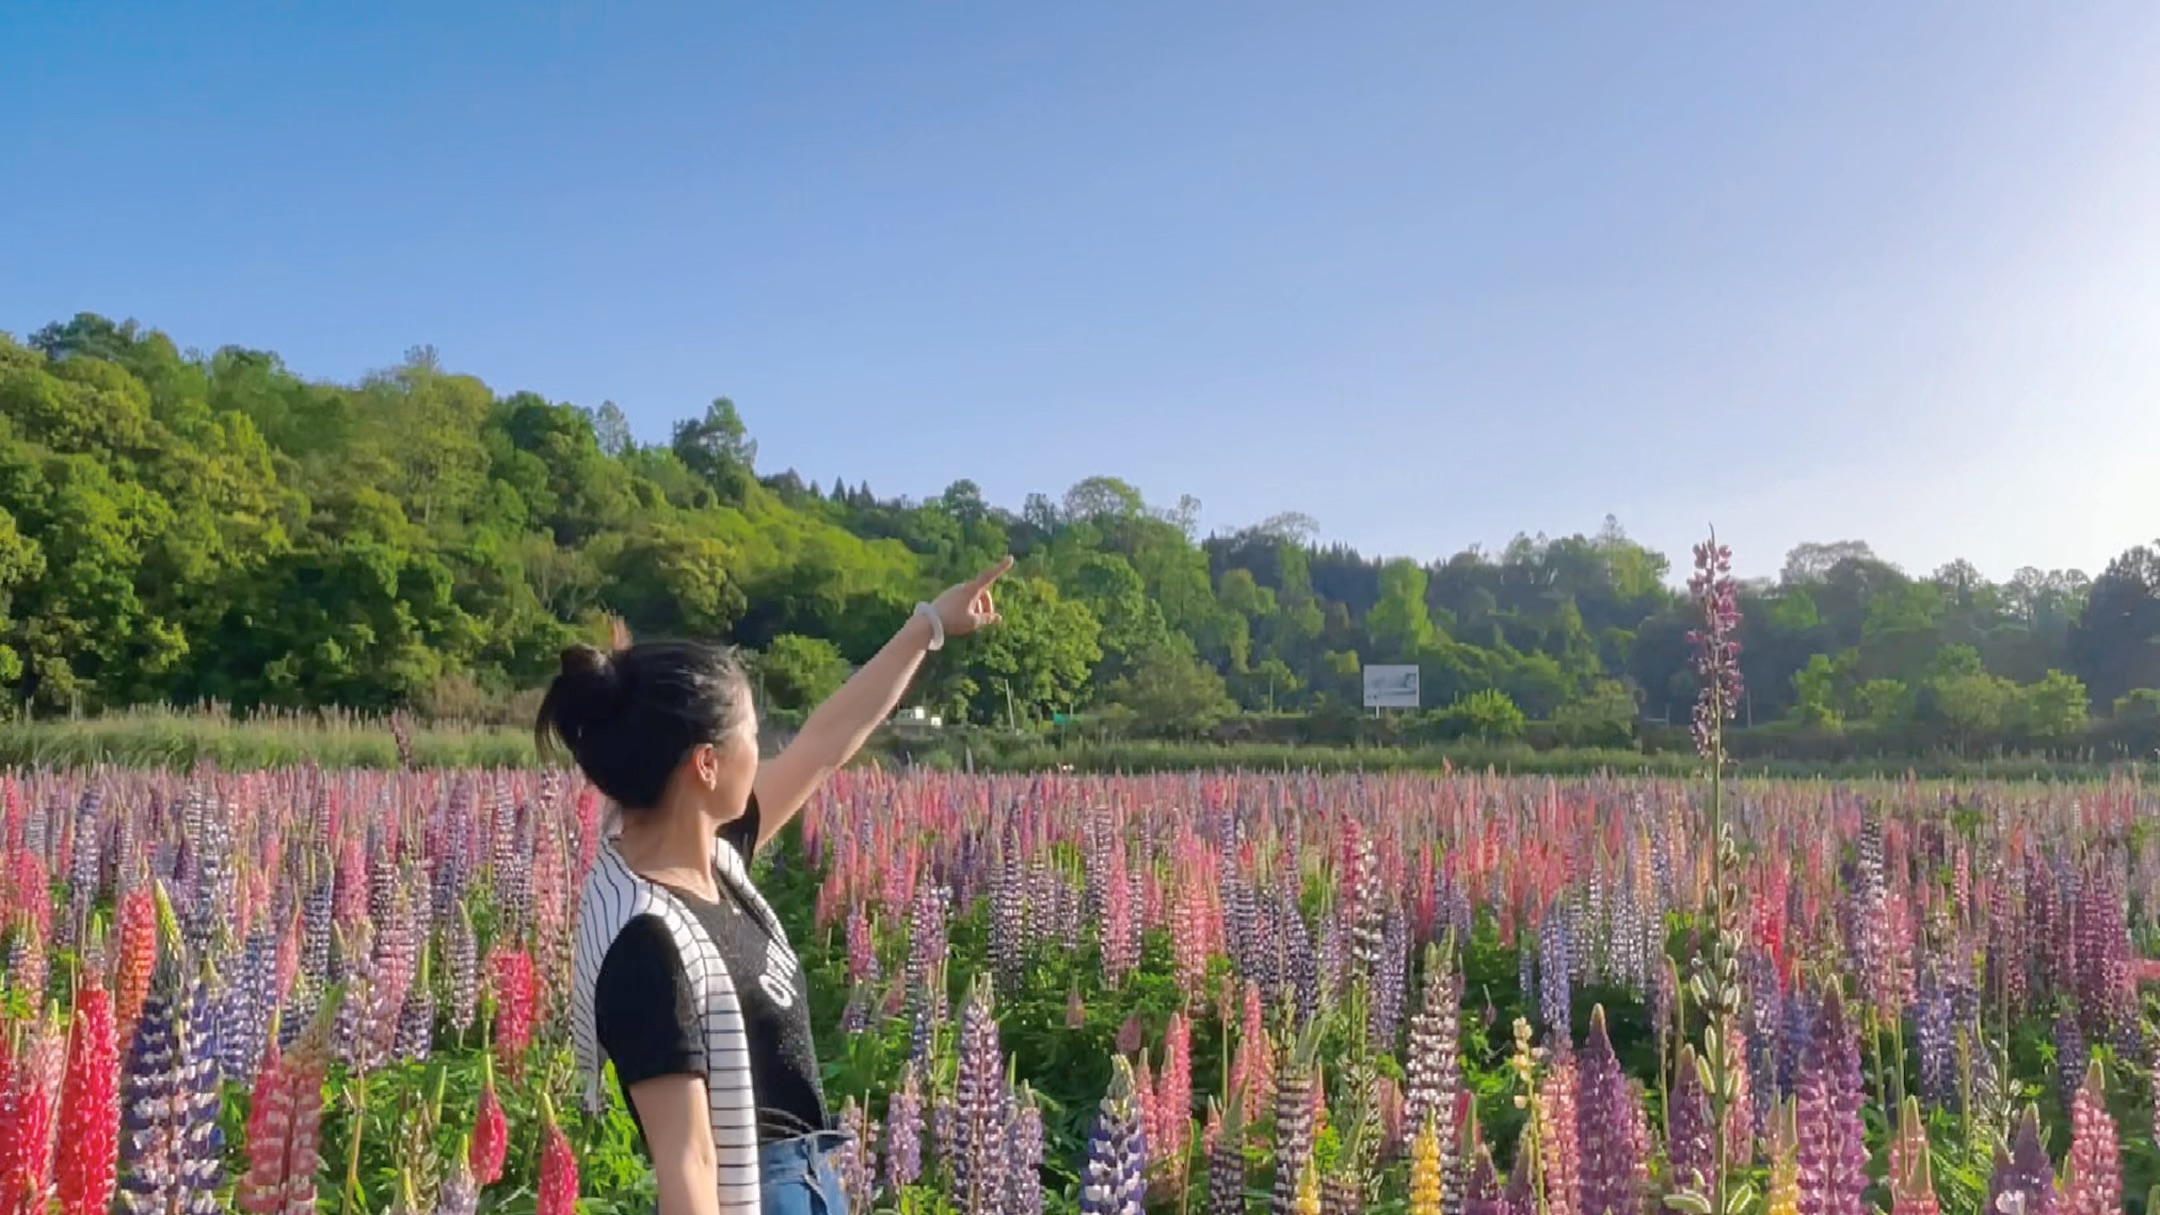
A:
973,554,1016,590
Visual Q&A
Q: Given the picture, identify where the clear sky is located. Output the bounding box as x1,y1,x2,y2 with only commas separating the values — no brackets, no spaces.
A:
6,2,2158,581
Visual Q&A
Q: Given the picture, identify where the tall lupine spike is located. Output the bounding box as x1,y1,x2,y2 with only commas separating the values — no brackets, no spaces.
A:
2062,1060,2118,1215
952,974,1008,1215
444,899,479,1037
486,946,535,1080
1080,1056,1146,1215
883,1059,924,1196
1666,1043,1715,1195
1792,984,1866,1215
117,886,224,1215
1154,1010,1193,1195
237,992,338,1215
1987,1106,2054,1215
1574,1007,1646,1215
836,1097,876,1214
55,975,120,1215
1005,1080,1042,1215
113,887,156,1052
1534,1048,1581,1215
0,1012,66,1215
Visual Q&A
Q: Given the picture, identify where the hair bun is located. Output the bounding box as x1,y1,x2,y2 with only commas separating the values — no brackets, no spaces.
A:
539,644,632,750
561,643,615,683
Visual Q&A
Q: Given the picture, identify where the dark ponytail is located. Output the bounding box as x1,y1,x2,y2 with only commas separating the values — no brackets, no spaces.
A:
535,639,751,810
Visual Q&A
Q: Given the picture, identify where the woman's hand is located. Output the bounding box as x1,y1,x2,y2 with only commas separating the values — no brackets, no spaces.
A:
751,554,1015,845
929,556,1014,639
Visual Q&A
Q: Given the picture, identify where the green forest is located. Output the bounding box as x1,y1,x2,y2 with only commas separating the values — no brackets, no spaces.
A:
4,312,2159,762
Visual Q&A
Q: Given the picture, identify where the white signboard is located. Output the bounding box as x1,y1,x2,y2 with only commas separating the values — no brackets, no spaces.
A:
1363,664,1421,710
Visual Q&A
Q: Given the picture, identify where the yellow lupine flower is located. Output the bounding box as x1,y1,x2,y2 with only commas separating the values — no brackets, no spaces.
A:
1764,1102,1799,1215
1295,1157,1322,1215
1408,1116,1443,1215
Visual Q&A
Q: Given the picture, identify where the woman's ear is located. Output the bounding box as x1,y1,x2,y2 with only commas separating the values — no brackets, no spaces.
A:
693,743,720,789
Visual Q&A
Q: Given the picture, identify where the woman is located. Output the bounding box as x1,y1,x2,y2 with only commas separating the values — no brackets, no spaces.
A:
545,557,1012,1215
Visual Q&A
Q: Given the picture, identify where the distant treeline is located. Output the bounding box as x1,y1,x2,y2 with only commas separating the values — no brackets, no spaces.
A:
4,313,2158,763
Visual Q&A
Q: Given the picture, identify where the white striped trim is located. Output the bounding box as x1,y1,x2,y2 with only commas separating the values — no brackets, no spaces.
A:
572,830,800,1215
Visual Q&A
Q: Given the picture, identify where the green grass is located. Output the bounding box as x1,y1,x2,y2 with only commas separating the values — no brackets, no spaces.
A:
0,706,539,770
1,708,2142,782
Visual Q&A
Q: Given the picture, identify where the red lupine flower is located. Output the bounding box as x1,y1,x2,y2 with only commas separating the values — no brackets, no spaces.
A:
54,980,120,1215
535,1097,577,1215
0,1015,65,1215
487,948,536,1078
469,1057,508,1187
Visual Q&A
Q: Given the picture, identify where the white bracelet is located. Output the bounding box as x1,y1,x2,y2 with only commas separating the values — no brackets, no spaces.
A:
914,601,945,651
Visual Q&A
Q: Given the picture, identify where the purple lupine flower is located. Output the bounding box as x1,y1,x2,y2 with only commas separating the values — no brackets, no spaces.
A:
1667,1044,1715,1195
931,1090,958,1176
1222,869,1257,982
1912,965,1954,1110
1988,1106,2055,1215
118,955,224,1213
905,883,951,1038
837,1097,877,1213
1006,1083,1043,1215
2072,864,2132,1048
1080,1056,1146,1215
884,1061,925,1195
1538,907,1572,1036
2053,1006,2086,1115
1575,1007,1646,1215
300,874,334,992
1745,950,1782,1133
66,785,104,933
1777,986,1812,1098
1794,985,1867,1215
1685,535,1744,758
1369,908,1409,1052
952,977,1009,1215
989,832,1027,994
181,792,235,963
445,899,479,1036
394,956,436,1064
1461,1144,1505,1215
216,924,279,1078
437,1155,480,1215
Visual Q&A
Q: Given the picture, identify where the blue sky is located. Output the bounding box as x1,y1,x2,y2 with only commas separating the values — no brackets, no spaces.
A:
6,1,2158,581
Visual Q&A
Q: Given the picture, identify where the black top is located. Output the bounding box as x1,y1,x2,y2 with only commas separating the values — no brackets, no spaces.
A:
595,797,828,1145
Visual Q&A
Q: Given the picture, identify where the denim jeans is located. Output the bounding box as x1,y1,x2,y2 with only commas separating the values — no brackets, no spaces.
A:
758,1130,851,1215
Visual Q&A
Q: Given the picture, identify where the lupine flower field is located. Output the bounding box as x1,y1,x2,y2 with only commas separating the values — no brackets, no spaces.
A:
3,544,2159,1215
3,764,2160,1214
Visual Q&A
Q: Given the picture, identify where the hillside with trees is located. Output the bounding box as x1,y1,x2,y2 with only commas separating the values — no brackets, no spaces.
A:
4,313,2158,761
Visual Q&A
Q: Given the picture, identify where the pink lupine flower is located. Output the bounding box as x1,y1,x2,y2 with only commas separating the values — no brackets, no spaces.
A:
2063,1060,2119,1215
